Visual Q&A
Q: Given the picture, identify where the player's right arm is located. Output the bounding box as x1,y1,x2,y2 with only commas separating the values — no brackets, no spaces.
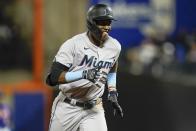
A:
46,61,103,86
45,39,83,86
46,61,69,86
45,39,105,87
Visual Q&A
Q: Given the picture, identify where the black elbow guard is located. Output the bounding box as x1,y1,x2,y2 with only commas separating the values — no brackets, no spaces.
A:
45,62,68,86
46,73,59,86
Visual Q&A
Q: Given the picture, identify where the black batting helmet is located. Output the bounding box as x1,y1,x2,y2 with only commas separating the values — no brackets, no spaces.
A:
87,4,115,22
86,4,116,40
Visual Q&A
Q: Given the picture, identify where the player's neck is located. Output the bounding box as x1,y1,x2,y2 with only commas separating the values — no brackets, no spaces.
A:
87,31,104,47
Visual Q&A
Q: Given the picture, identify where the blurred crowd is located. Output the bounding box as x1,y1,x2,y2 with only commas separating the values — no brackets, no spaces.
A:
0,1,32,71
124,30,196,78
0,93,12,131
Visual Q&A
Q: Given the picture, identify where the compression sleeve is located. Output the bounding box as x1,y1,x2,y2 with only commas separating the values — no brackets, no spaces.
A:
107,73,116,87
65,71,83,82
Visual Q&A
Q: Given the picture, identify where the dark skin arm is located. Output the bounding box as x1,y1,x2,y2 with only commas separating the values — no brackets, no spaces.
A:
58,71,68,84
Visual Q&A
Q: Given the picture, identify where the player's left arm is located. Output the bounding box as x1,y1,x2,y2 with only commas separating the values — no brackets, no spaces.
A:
107,61,118,92
107,61,123,118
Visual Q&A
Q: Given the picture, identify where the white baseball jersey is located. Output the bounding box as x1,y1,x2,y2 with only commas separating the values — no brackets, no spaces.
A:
49,32,121,131
55,32,121,102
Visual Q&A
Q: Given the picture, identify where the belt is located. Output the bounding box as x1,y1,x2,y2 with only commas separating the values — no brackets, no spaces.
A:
63,97,97,109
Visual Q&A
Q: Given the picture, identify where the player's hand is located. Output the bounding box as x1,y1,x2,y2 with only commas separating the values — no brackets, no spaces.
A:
82,67,99,82
108,91,123,118
82,66,107,87
82,66,101,82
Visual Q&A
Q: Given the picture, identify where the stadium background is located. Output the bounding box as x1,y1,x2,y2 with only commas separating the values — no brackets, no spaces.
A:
0,0,196,131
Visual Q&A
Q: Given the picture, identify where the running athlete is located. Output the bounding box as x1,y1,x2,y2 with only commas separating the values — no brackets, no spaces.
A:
46,3,123,131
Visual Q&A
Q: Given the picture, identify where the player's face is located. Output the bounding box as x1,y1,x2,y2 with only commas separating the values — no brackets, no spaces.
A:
95,20,112,42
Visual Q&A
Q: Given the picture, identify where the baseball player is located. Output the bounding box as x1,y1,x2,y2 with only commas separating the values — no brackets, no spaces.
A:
46,4,123,131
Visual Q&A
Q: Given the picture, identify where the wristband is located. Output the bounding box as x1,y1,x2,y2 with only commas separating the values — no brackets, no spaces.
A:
65,70,83,82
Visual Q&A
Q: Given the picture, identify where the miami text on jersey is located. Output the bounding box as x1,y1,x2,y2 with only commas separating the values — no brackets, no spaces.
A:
79,55,113,68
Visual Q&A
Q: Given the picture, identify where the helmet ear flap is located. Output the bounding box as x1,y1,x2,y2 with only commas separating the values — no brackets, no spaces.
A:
87,20,102,40
86,20,94,30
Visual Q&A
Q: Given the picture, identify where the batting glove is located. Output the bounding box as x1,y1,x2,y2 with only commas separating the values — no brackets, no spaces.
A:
82,66,101,82
108,91,123,118
82,66,108,88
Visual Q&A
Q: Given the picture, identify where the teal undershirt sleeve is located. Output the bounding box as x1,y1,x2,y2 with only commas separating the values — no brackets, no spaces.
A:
65,70,83,82
107,73,116,87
